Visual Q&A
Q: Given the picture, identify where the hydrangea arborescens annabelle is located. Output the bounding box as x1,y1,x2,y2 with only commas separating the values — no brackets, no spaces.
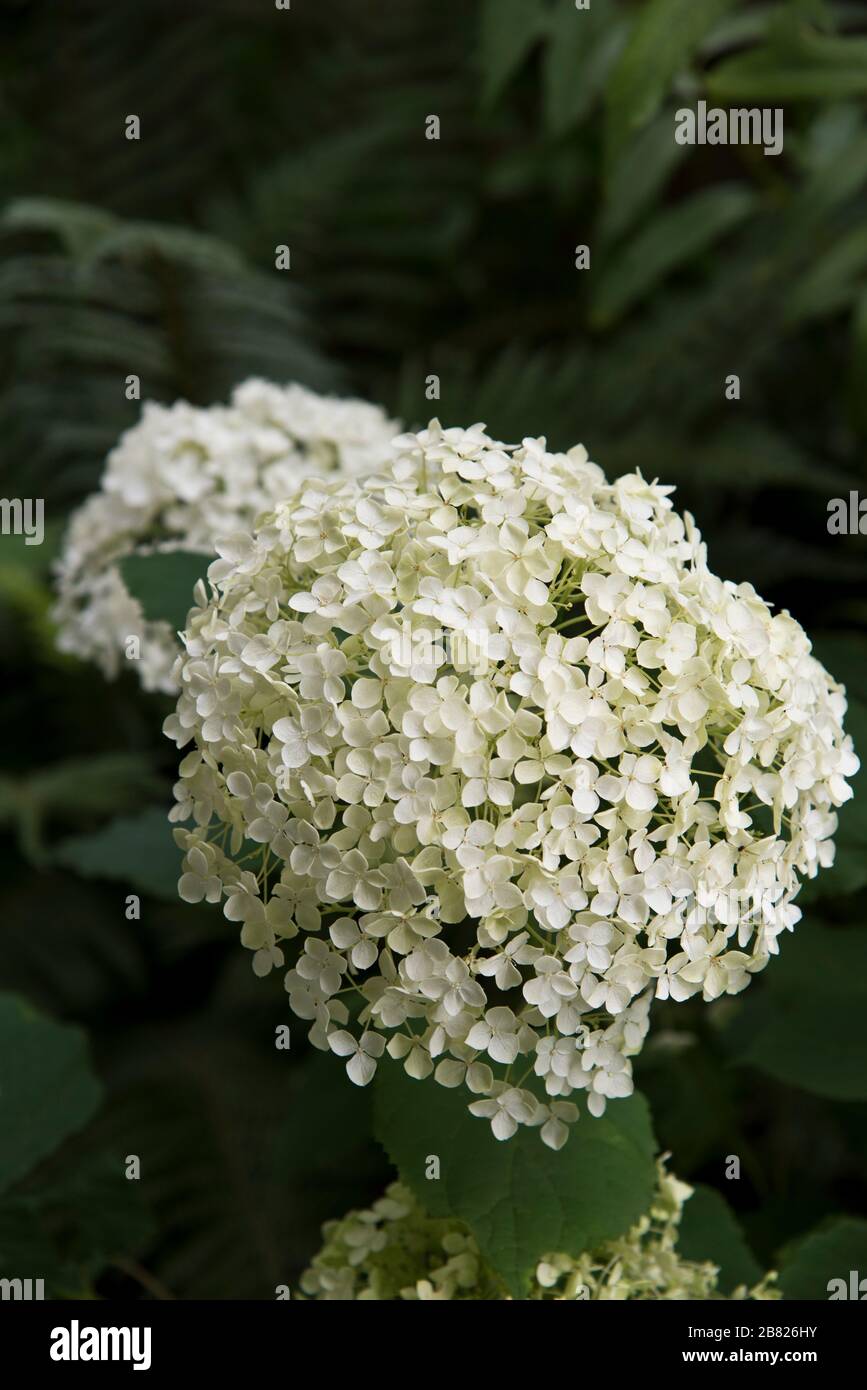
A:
53,380,399,693
166,421,858,1147
299,1168,779,1300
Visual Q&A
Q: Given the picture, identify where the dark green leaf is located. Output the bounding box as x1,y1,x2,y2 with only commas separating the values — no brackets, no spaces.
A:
777,1217,867,1299
2,199,118,258
0,1153,154,1294
786,225,867,323
118,549,212,631
592,185,755,326
543,3,629,136
723,925,867,1101
0,754,162,864
0,1200,72,1289
100,1035,387,1299
698,4,782,62
780,132,867,264
636,1032,741,1174
3,198,244,274
54,806,183,902
479,0,545,109
374,1059,657,1296
0,994,101,1194
708,23,867,101
606,0,736,162
601,112,690,243
677,1183,762,1293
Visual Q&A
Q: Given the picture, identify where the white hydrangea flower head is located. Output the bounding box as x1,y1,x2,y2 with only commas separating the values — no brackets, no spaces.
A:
298,1168,779,1300
166,420,858,1145
53,380,400,693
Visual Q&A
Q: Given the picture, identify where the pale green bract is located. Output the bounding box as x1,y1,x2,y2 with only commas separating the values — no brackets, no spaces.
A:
298,1168,780,1301
166,421,857,1146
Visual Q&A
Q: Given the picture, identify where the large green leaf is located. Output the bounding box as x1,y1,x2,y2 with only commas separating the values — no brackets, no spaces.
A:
677,1183,762,1293
605,0,736,162
591,185,755,326
0,995,102,1194
776,1217,867,1299
118,549,212,632
0,1153,154,1294
374,1060,657,1296
55,806,183,903
722,925,867,1101
101,1037,386,1299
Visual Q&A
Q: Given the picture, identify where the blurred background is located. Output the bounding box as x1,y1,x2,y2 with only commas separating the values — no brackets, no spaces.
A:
1,0,866,1299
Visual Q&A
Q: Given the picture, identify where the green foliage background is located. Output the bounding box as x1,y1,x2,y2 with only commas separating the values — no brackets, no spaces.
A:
1,0,866,1299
